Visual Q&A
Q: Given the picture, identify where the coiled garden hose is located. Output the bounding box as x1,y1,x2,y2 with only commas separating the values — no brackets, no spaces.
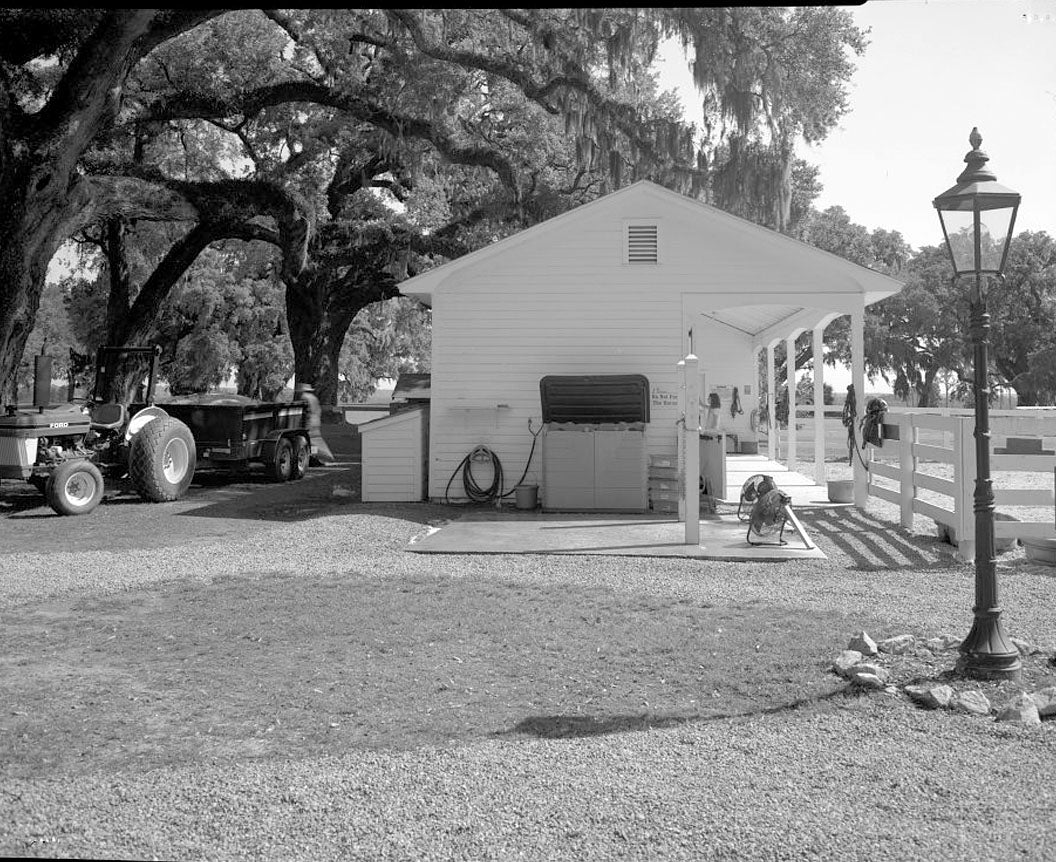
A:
444,419,542,504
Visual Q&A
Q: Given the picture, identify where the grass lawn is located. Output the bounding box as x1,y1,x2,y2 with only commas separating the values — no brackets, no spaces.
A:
4,570,865,779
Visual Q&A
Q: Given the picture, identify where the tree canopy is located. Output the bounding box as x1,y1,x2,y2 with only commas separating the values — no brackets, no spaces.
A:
2,8,869,405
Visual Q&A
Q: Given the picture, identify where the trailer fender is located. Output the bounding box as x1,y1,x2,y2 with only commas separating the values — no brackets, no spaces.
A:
125,406,170,444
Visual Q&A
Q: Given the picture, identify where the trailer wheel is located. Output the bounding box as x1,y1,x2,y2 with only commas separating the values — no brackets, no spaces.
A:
45,460,104,516
271,437,294,482
291,435,309,480
130,416,196,502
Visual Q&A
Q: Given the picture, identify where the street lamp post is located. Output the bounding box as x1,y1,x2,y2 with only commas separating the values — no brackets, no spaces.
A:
933,128,1022,680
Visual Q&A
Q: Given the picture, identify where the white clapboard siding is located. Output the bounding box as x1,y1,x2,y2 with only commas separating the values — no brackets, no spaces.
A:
401,182,902,502
360,407,428,502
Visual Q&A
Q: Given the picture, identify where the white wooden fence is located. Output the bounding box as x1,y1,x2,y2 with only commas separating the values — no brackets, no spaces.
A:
863,408,1056,562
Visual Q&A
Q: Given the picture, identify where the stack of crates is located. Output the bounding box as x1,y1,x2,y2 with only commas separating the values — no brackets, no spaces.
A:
648,452,679,515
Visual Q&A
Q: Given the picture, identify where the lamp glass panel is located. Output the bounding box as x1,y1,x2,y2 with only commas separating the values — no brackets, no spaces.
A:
978,205,1014,272
939,208,976,274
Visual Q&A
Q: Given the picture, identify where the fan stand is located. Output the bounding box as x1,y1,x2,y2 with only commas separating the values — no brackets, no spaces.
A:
783,505,816,550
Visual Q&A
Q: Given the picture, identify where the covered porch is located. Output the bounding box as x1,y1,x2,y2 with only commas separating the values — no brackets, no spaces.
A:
682,284,893,513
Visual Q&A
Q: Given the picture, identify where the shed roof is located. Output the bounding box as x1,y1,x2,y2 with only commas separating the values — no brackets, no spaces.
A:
399,180,903,341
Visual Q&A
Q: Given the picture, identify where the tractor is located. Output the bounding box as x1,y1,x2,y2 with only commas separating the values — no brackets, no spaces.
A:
0,347,196,515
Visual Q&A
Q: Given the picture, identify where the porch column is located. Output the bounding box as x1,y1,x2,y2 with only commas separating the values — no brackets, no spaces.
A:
684,353,700,545
813,324,826,486
851,307,866,507
766,343,777,461
785,335,797,471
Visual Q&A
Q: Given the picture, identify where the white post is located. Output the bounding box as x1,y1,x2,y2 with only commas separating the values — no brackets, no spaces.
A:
684,354,700,545
899,413,915,530
677,359,686,522
785,335,797,471
851,308,867,507
766,343,777,461
813,325,826,487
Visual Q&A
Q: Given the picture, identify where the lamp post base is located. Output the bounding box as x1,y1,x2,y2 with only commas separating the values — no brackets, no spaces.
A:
956,615,1023,680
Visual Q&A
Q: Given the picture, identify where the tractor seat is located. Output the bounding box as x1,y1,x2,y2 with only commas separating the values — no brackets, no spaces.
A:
90,402,128,431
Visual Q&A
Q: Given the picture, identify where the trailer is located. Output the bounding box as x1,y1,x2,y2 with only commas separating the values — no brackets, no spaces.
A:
159,394,311,481
0,347,312,516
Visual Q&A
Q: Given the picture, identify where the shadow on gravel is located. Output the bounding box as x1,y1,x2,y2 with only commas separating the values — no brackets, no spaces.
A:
797,506,955,572
496,689,852,740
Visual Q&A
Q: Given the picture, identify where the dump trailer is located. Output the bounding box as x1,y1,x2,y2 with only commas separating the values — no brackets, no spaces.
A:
158,395,311,482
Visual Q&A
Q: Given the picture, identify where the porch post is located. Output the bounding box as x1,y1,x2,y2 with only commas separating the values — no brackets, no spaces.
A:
766,343,777,461
785,335,797,471
813,324,826,486
851,307,867,507
684,353,700,545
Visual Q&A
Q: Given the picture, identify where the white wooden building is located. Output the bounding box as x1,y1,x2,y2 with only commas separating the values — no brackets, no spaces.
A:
399,181,904,507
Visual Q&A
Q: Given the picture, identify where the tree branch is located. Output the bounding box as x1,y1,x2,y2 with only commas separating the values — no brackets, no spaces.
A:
141,80,524,197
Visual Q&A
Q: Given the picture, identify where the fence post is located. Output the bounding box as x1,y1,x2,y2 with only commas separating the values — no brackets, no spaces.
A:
956,415,976,563
899,413,915,530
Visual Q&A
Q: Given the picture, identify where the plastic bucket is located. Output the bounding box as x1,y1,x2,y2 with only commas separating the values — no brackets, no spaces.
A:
827,479,854,503
514,484,539,510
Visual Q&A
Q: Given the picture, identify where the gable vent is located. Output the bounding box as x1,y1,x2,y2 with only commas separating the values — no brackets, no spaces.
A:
626,224,658,264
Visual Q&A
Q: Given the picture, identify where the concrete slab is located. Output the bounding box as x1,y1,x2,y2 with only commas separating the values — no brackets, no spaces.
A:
407,511,826,562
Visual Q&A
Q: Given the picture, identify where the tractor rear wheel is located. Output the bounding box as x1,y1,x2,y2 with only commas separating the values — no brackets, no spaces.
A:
271,437,294,482
45,460,105,516
291,435,309,480
130,416,196,502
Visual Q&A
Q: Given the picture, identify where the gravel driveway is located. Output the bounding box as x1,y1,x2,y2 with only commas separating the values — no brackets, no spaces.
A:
2,465,1055,861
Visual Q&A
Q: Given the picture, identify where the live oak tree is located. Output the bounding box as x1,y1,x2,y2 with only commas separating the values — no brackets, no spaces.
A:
2,8,867,405
985,231,1056,406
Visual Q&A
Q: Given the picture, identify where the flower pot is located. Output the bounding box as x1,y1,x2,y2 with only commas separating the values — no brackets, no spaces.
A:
827,479,854,503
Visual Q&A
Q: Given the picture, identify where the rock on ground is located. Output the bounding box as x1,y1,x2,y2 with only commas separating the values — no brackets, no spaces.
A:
953,690,991,716
848,631,878,656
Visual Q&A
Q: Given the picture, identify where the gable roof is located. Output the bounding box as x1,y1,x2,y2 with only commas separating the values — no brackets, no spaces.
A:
399,180,904,313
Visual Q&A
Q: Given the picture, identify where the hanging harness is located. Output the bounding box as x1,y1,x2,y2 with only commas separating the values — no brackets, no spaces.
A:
841,384,871,471
730,386,744,419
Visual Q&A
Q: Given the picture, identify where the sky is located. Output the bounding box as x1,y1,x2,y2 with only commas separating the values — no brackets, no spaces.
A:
655,0,1056,252
655,0,1056,392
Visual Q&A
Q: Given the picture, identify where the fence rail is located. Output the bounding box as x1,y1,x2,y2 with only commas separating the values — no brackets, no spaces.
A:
862,410,1056,562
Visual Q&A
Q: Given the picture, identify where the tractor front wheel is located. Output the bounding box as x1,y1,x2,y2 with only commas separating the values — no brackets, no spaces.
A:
130,416,196,502
45,460,105,516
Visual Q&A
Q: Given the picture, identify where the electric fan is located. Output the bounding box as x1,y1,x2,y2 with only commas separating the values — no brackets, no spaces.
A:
746,487,795,546
737,474,776,521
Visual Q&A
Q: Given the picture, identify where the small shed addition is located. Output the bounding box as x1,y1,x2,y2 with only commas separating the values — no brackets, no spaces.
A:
359,406,428,502
399,180,903,508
